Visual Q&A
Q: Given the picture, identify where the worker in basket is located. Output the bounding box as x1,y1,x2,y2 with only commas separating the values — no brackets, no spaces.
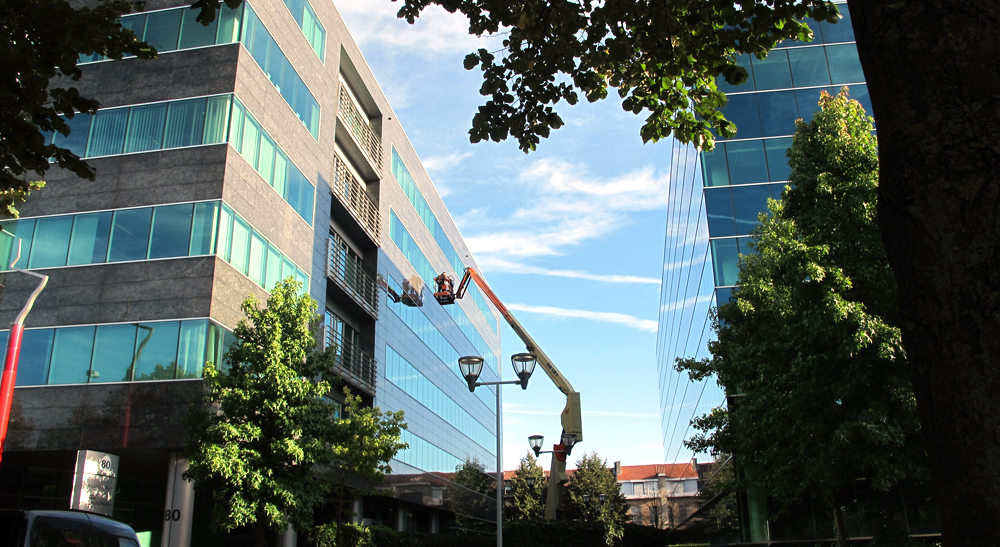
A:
433,272,456,305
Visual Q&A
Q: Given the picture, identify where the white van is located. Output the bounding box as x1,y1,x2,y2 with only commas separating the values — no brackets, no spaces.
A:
0,510,140,547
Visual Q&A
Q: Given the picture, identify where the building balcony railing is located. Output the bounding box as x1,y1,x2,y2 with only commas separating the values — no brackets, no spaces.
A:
327,237,379,319
333,153,380,243
322,325,377,396
338,85,383,170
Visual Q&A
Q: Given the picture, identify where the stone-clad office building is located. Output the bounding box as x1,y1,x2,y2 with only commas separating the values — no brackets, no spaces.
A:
0,1,502,543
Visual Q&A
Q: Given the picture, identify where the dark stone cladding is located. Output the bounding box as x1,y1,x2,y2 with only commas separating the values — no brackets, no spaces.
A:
5,380,204,452
19,145,228,218
0,257,216,329
52,43,239,110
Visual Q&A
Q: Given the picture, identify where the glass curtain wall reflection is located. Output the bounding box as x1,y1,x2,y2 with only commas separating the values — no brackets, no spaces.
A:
0,319,235,387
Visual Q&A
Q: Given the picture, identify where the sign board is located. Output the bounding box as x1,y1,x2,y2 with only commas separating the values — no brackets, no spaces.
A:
69,450,119,516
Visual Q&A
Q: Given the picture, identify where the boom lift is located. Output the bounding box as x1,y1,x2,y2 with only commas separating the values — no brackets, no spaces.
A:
434,268,583,520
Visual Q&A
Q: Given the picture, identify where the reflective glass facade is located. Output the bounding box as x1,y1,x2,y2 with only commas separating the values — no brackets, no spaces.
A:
0,319,234,387
280,0,326,60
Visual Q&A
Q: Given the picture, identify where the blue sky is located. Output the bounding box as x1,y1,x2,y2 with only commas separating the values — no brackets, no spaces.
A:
335,1,721,470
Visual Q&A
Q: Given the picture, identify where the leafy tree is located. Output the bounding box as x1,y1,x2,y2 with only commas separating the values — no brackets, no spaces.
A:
391,3,1000,542
184,279,340,545
0,0,158,218
563,452,629,546
677,91,926,544
507,451,546,521
693,456,739,537
327,388,408,522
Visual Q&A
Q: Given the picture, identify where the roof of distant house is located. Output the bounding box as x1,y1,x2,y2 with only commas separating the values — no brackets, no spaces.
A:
503,462,699,482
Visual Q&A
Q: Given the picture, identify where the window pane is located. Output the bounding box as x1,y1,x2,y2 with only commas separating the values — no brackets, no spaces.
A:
795,87,833,120
716,287,734,307
228,99,245,149
229,216,251,275
732,184,774,235
826,44,865,84
217,204,234,261
820,4,854,43
721,94,762,139
206,322,226,371
190,201,219,256
751,50,792,91
248,11,270,66
240,117,260,168
120,14,145,38
295,267,307,289
704,187,736,237
17,329,54,386
67,212,113,266
282,257,295,284
108,208,153,262
265,244,282,290
711,238,740,287
286,168,305,213
123,103,168,153
177,320,208,379
701,147,729,187
258,134,276,184
757,91,798,138
27,216,74,269
269,41,287,93
287,0,306,26
178,7,217,49
272,153,288,197
764,138,794,182
48,326,96,385
149,203,194,259
163,98,207,149
203,95,232,144
717,54,752,93
216,4,243,43
788,47,831,87
850,84,874,120
300,181,314,224
280,59,297,107
53,114,93,158
726,140,769,185
87,109,129,157
0,219,36,270
248,232,265,286
91,324,138,383
143,9,182,52
133,321,181,381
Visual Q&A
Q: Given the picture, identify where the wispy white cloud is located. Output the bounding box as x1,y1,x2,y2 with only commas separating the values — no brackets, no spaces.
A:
660,294,716,315
507,303,659,332
461,159,671,259
477,257,661,284
422,151,473,172
335,0,490,55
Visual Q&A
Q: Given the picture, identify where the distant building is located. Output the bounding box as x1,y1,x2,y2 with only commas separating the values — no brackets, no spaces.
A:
615,461,703,530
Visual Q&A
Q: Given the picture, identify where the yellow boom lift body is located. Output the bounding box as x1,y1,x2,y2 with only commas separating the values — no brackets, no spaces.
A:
435,267,582,520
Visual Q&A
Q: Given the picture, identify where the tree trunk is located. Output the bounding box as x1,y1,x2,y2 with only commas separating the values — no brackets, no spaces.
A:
848,1,1000,546
832,504,847,547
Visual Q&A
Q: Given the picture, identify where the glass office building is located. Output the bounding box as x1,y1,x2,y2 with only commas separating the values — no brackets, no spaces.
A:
654,3,936,542
0,1,501,543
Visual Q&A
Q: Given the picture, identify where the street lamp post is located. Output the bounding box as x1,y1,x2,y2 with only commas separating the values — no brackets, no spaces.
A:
528,432,578,519
459,352,537,547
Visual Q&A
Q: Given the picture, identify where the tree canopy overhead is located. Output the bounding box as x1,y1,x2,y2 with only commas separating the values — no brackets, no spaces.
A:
397,0,839,152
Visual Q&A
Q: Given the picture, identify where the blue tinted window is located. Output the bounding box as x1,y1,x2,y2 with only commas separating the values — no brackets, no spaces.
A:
108,208,153,262
178,7,217,49
177,320,208,379
722,94,762,139
0,219,35,269
91,324,139,383
87,109,128,157
751,50,792,90
143,9,182,52
757,91,798,137
711,239,740,287
67,212,113,266
726,140,769,185
795,87,836,120
189,201,219,256
715,287,735,307
771,183,788,200
788,48,831,87
48,326,96,385
820,4,854,43
163,98,207,149
28,216,74,269
149,203,194,259
732,184,774,235
18,330,53,386
53,114,93,158
134,322,181,380
124,103,168,153
764,138,794,182
704,187,736,237
702,146,730,187
826,44,865,84
849,84,874,120
717,54,753,93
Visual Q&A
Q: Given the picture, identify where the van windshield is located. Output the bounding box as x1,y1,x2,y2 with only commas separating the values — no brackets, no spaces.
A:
29,520,138,547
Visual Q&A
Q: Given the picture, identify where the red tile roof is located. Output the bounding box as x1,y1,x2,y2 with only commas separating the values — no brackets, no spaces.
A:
503,462,698,482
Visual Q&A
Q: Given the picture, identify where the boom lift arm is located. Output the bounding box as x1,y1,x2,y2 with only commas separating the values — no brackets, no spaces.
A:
435,268,582,519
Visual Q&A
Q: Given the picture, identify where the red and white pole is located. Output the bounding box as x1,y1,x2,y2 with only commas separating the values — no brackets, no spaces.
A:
0,238,48,465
